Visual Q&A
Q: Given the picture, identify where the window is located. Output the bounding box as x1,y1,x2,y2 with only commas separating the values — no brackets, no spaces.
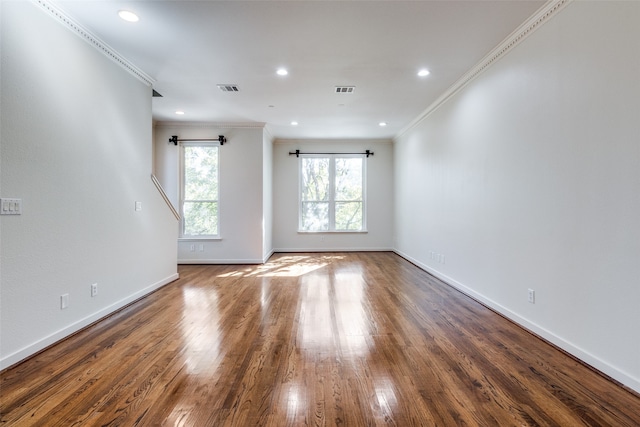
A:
299,155,365,232
180,143,219,237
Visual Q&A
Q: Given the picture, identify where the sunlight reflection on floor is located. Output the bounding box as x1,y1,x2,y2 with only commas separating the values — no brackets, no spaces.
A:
374,377,398,415
334,269,370,356
215,254,346,278
297,263,372,357
181,287,222,374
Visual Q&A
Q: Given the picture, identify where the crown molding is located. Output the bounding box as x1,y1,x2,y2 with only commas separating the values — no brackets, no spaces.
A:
154,121,267,129
397,0,573,139
263,125,275,142
32,0,155,87
273,138,393,145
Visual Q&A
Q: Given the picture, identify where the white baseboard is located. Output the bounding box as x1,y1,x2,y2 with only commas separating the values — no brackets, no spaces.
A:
393,249,640,394
263,249,275,263
272,247,393,253
178,259,265,264
0,273,179,371
178,249,393,265
179,248,275,265
179,249,275,265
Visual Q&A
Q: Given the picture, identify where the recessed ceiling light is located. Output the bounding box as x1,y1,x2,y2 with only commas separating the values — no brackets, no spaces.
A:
175,111,185,115
417,69,430,77
118,10,139,22
379,122,387,127
291,121,298,126
276,68,288,76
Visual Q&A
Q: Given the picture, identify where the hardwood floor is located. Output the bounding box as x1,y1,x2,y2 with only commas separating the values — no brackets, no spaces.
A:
1,252,639,426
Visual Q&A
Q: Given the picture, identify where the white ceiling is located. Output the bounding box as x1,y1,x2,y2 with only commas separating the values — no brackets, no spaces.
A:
51,0,545,140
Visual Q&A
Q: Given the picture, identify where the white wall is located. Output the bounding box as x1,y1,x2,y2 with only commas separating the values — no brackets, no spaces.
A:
394,1,640,392
263,130,274,260
154,124,267,263
0,2,178,369
273,139,394,251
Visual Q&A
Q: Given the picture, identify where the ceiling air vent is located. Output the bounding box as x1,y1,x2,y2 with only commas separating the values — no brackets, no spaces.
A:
152,89,163,97
217,84,240,92
335,86,355,94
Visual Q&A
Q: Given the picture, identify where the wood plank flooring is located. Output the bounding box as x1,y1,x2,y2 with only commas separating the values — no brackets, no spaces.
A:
1,252,639,426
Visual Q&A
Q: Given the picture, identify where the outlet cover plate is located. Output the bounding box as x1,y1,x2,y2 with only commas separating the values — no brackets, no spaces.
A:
528,289,535,304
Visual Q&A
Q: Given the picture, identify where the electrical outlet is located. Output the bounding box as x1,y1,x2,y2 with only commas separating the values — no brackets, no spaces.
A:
528,289,535,304
91,283,98,297
431,252,446,264
61,294,69,309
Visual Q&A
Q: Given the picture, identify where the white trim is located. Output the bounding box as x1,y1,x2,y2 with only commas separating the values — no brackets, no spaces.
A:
0,273,179,370
178,259,265,265
397,0,573,139
154,121,267,129
263,249,275,263
393,249,640,394
274,138,392,145
273,248,393,253
32,0,155,86
297,231,368,234
180,250,391,264
179,237,222,242
262,126,275,143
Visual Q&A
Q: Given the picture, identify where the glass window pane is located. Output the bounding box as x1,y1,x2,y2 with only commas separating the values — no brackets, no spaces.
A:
298,155,365,232
185,146,218,200
301,158,329,201
335,201,362,231
301,201,329,231
335,158,362,201
183,201,218,236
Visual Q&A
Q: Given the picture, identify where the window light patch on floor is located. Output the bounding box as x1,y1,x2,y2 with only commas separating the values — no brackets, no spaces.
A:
215,255,346,278
181,287,222,373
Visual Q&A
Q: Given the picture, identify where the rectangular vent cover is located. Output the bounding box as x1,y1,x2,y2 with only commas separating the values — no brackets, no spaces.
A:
335,86,355,94
217,84,240,92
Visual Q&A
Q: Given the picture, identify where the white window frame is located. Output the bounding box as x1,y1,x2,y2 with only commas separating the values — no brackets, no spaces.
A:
179,141,220,239
298,153,367,233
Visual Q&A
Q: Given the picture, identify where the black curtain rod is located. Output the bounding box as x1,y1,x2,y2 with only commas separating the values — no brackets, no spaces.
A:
289,149,374,158
169,135,226,146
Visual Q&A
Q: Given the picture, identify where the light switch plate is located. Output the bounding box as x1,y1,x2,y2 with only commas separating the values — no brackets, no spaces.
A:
0,198,22,215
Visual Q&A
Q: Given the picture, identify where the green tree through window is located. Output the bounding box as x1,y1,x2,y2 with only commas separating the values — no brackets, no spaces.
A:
300,155,364,232
182,144,219,236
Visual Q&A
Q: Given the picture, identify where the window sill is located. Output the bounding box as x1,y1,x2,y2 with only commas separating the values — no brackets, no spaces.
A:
179,237,222,241
297,230,368,234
